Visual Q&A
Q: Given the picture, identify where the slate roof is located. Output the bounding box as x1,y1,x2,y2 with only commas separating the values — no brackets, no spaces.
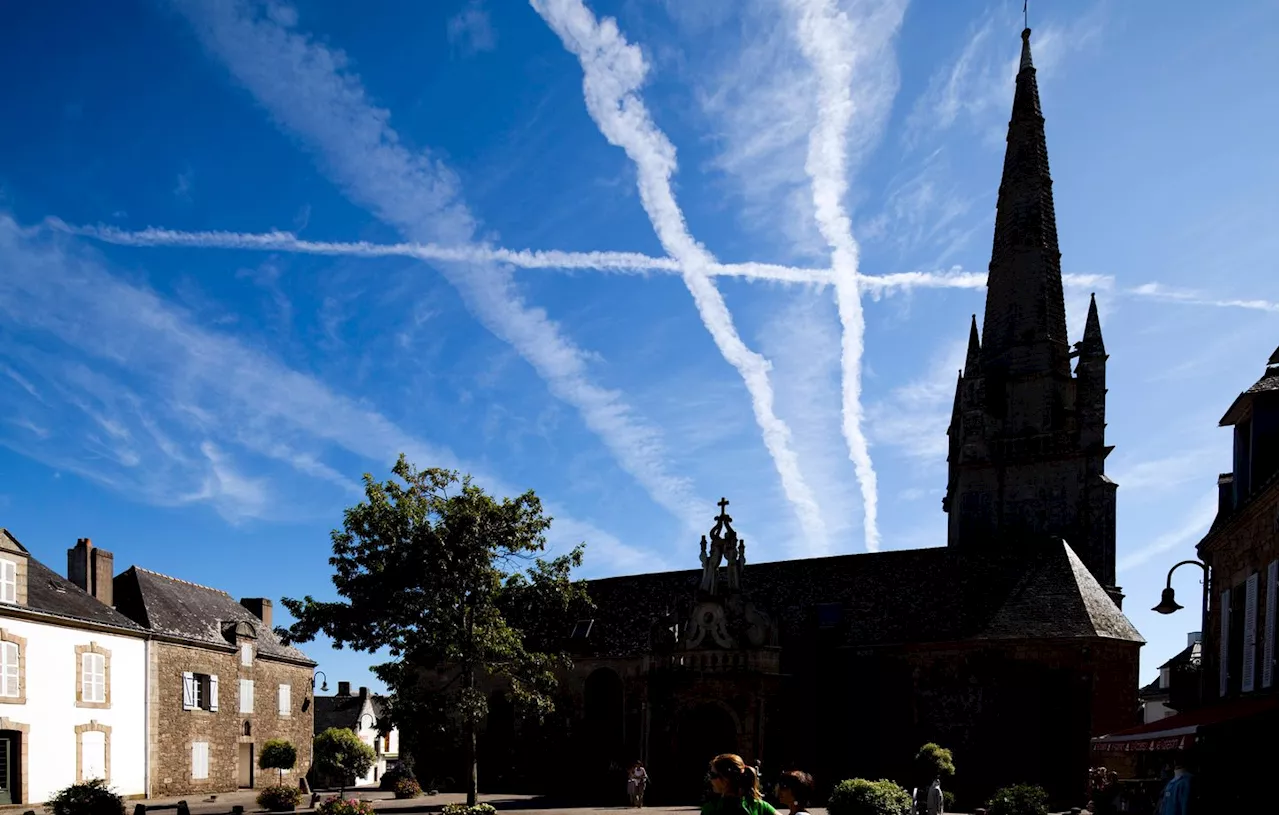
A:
1219,348,1279,426
114,566,314,664
314,691,390,733
0,529,143,632
580,538,1142,658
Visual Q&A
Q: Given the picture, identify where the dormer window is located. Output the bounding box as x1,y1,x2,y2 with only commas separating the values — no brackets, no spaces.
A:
0,559,15,604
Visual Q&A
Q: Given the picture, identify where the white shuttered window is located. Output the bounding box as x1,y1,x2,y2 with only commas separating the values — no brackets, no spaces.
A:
1219,589,1231,697
0,560,15,604
1,641,20,698
82,652,106,703
1264,561,1278,689
191,741,210,780
81,731,107,781
1242,573,1259,692
278,684,291,716
240,679,254,714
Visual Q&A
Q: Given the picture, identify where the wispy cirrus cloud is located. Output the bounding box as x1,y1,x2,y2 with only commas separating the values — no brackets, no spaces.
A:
1126,282,1279,313
787,0,907,551
866,337,967,466
530,0,830,552
172,0,705,529
0,215,651,569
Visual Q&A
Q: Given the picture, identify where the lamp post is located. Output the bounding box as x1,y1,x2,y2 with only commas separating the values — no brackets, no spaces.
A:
313,670,329,693
1153,559,1210,707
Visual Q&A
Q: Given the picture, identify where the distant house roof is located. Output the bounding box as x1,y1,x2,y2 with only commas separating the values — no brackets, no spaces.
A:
581,538,1142,659
0,528,143,633
314,690,390,734
1220,348,1279,426
114,566,314,664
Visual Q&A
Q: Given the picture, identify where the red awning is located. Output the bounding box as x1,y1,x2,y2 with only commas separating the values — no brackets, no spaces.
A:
1092,696,1277,753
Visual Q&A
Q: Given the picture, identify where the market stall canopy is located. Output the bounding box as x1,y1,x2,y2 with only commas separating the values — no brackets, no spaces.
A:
1092,696,1277,753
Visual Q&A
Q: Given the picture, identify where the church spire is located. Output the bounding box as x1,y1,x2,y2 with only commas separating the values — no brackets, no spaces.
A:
980,27,1069,376
964,314,982,376
1079,293,1106,356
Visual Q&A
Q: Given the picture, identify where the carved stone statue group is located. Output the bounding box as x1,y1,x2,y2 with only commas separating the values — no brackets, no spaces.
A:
699,497,746,595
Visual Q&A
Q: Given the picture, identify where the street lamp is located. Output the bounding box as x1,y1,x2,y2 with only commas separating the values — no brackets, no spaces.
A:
313,670,329,692
1153,560,1208,615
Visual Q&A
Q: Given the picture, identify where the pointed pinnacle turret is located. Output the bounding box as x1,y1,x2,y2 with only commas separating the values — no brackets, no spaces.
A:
1079,293,1105,356
980,27,1069,376
964,314,982,376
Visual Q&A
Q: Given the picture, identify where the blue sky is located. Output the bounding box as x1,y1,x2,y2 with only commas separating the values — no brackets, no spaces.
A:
0,0,1275,693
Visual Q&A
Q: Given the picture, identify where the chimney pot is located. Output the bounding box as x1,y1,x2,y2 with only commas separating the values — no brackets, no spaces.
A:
239,598,273,632
359,686,369,699
67,538,113,605
337,681,351,697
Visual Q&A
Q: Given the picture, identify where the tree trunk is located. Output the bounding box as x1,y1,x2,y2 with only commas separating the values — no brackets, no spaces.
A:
465,664,478,806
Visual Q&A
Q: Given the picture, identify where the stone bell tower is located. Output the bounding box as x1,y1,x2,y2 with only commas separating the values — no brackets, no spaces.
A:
942,29,1121,605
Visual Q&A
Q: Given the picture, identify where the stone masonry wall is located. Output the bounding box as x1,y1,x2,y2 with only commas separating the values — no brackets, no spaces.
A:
151,641,314,796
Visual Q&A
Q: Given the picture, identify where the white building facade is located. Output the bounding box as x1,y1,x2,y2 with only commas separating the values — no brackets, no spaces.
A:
0,533,148,805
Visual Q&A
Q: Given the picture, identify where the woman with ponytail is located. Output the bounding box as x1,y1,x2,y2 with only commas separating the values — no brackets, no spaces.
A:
701,754,779,815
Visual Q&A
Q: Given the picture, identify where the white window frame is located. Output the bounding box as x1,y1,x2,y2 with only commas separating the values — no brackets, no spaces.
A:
183,672,218,712
0,640,19,698
0,559,15,604
192,741,210,780
239,678,254,714
80,729,107,782
278,684,291,717
241,642,254,667
82,652,106,704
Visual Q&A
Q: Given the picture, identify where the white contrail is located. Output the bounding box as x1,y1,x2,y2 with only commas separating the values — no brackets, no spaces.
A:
788,0,906,552
172,0,706,529
530,0,830,550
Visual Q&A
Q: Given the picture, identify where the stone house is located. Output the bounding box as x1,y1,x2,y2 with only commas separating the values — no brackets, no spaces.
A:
415,28,1143,810
113,567,316,795
313,682,400,786
0,534,148,806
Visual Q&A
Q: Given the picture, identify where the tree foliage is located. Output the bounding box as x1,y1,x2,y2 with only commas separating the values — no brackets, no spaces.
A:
259,739,298,783
914,742,956,783
986,784,1049,815
44,780,125,815
313,728,376,788
281,456,592,804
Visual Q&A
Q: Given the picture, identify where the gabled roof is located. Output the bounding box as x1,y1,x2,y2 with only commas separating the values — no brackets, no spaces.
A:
17,556,144,632
580,538,1142,659
1220,348,1279,426
114,566,313,664
0,528,29,556
314,691,390,734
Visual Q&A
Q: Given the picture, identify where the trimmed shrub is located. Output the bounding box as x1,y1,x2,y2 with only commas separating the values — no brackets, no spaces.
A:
316,797,376,815
826,778,913,815
442,805,497,815
44,780,126,815
987,783,1050,815
256,785,303,812
259,739,299,784
392,777,422,800
378,765,416,791
313,728,376,789
914,743,956,783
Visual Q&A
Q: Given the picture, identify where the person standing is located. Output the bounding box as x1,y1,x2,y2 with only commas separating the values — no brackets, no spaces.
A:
627,760,649,808
775,770,814,815
1157,752,1193,815
701,753,778,815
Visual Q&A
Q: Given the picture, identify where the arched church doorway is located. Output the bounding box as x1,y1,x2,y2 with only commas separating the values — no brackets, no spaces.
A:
673,702,739,802
582,668,625,799
478,690,516,792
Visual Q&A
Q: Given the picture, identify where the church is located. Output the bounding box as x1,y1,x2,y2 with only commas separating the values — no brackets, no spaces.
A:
425,28,1143,808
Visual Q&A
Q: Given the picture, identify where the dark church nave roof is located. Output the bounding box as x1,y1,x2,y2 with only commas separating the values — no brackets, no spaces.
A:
581,538,1142,658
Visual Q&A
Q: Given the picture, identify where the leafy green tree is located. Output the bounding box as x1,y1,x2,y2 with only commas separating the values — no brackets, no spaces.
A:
826,778,913,815
312,728,376,793
281,456,592,806
914,742,956,785
259,738,298,784
987,783,1049,815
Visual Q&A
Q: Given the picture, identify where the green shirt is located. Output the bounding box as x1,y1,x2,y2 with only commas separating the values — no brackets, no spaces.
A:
700,797,779,815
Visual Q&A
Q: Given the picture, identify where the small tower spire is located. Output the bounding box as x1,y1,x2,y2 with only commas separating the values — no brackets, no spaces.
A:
1079,293,1106,356
964,314,982,376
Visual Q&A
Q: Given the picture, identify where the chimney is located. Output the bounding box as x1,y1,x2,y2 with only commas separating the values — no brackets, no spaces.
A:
359,686,369,701
67,538,114,606
1188,631,1202,647
337,681,351,697
240,598,273,631
1217,473,1235,517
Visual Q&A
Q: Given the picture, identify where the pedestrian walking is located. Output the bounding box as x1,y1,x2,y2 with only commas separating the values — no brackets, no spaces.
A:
701,753,778,815
913,777,944,815
627,760,649,808
775,769,814,815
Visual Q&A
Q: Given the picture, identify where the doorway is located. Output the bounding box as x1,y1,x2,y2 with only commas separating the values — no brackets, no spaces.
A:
0,731,20,805
238,743,254,788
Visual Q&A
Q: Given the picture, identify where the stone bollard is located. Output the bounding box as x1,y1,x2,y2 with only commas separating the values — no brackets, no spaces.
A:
177,801,190,815
311,793,322,809
134,806,148,815
232,807,245,815
299,778,311,795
